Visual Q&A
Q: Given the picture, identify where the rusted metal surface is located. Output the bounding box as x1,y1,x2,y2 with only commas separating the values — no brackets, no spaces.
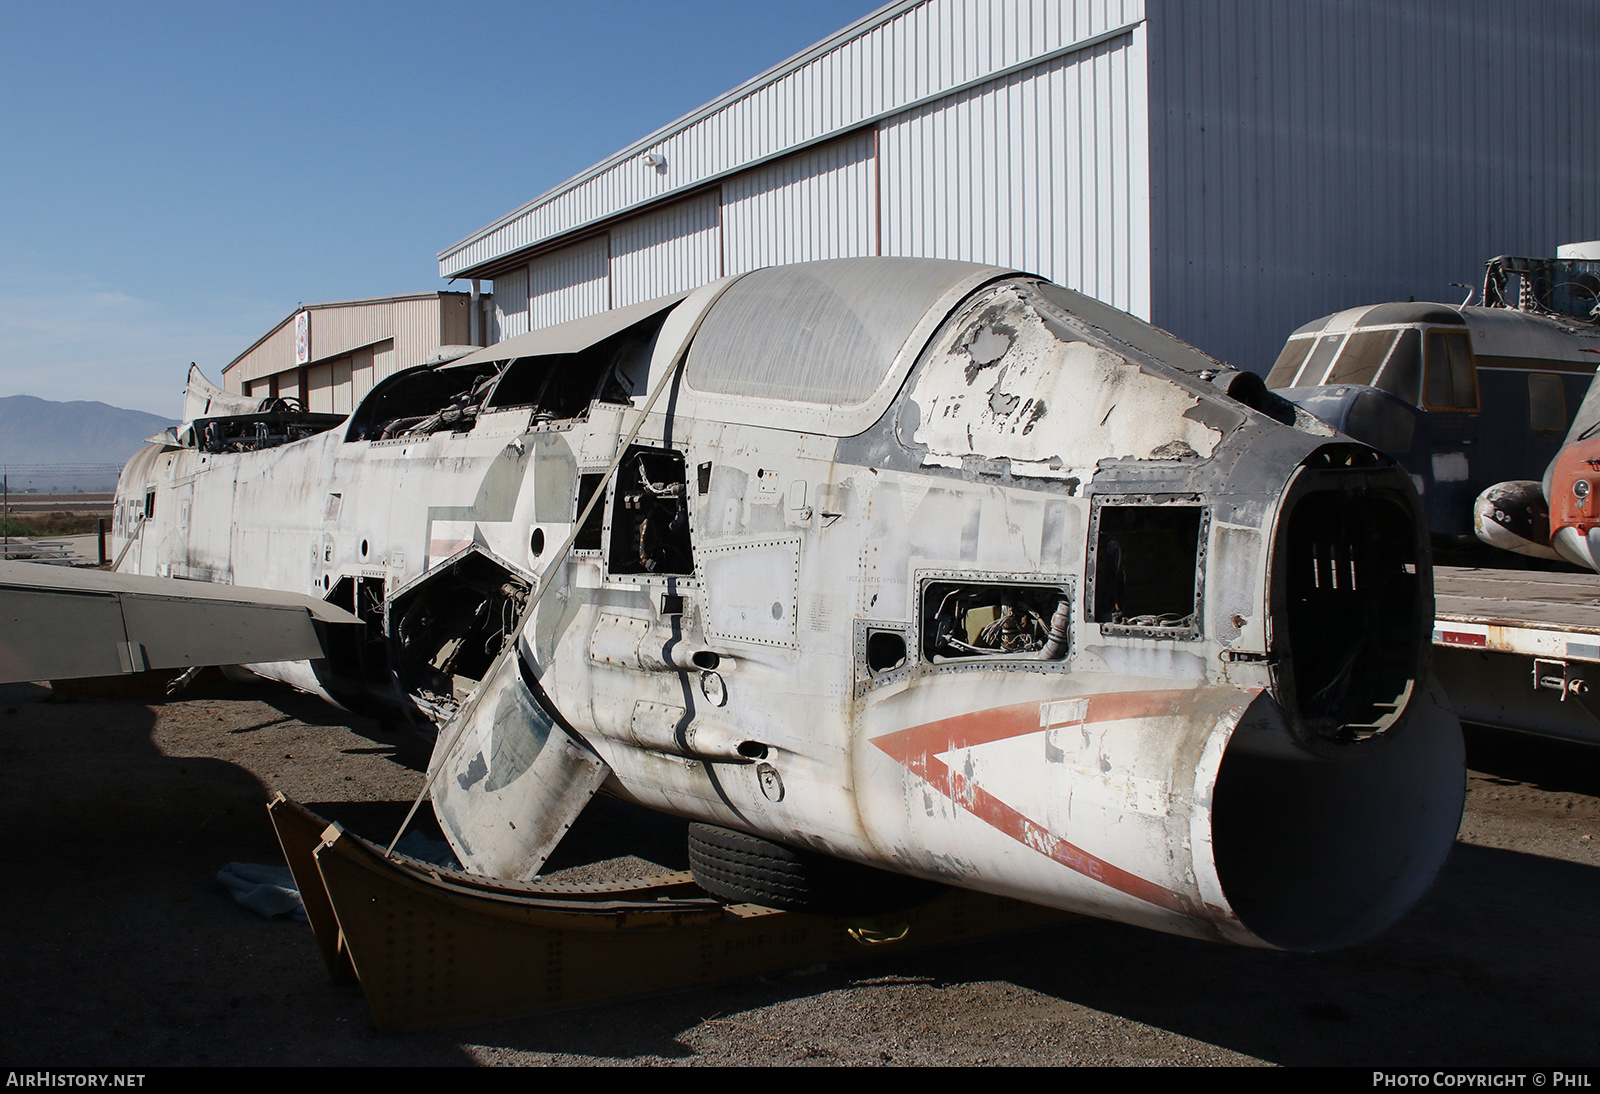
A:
1435,566,1600,658
269,795,1067,1031
1432,565,1600,744
267,794,356,983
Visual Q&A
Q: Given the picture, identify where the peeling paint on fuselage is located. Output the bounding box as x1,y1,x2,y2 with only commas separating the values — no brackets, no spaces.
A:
906,284,1224,480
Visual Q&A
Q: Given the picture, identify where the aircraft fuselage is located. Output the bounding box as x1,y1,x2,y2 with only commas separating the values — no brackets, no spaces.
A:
113,260,1464,951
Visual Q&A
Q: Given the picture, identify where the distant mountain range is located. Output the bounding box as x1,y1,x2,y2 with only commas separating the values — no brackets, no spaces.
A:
0,395,176,492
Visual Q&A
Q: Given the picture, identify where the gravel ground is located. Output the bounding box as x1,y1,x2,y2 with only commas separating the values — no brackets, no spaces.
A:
1,672,1597,1068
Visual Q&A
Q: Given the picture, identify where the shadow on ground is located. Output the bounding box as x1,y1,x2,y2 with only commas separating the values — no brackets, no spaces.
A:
3,682,1594,1065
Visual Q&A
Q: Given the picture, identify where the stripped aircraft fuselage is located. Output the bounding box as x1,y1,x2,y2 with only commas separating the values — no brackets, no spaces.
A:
113,259,1464,951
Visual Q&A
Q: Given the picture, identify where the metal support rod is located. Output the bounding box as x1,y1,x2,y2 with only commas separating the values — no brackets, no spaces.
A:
385,338,698,859
110,514,145,573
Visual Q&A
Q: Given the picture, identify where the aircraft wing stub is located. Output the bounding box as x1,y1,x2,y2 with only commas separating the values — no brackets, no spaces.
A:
0,561,358,684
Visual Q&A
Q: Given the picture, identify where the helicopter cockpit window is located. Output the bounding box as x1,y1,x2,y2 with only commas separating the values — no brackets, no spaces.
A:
1326,330,1399,386
921,581,1071,663
1090,503,1205,638
345,364,501,442
1266,338,1313,388
1369,328,1422,404
1423,331,1479,411
1294,335,1345,386
484,321,663,419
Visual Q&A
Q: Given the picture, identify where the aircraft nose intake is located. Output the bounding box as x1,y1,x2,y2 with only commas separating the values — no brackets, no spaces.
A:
1267,445,1433,754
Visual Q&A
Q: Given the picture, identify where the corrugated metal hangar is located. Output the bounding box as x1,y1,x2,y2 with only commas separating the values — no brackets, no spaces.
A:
440,0,1599,375
221,291,485,411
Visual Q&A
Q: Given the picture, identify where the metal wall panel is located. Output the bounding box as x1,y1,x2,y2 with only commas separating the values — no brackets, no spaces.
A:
364,342,391,401
392,295,463,371
440,293,474,346
492,265,530,342
226,324,299,390
527,236,611,330
300,306,389,366
610,193,722,308
722,130,877,275
226,296,460,389
330,357,353,415
349,347,377,409
223,293,478,418
442,0,1145,277
1146,0,1600,374
305,362,335,414
877,27,1150,317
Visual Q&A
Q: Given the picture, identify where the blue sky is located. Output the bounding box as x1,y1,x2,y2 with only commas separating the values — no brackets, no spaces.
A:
0,0,880,416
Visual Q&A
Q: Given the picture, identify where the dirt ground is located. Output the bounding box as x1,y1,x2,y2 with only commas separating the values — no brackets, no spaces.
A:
1,493,112,538
1,672,1597,1068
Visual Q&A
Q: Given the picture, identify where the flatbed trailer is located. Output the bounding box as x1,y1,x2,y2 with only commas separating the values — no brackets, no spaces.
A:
1433,565,1600,744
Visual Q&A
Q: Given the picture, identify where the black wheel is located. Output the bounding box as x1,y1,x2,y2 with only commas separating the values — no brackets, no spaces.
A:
687,823,946,915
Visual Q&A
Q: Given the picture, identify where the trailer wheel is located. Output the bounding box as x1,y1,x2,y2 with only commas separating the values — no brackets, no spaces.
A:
686,823,946,915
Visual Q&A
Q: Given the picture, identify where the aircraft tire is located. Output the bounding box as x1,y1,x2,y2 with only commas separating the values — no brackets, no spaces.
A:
686,823,946,916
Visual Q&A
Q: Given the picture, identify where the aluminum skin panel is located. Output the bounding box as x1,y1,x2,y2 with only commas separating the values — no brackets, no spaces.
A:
109,257,1463,953
0,560,357,683
454,291,689,370
684,257,995,406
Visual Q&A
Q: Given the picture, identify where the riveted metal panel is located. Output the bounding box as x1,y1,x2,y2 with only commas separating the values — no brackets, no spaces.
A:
685,257,995,405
